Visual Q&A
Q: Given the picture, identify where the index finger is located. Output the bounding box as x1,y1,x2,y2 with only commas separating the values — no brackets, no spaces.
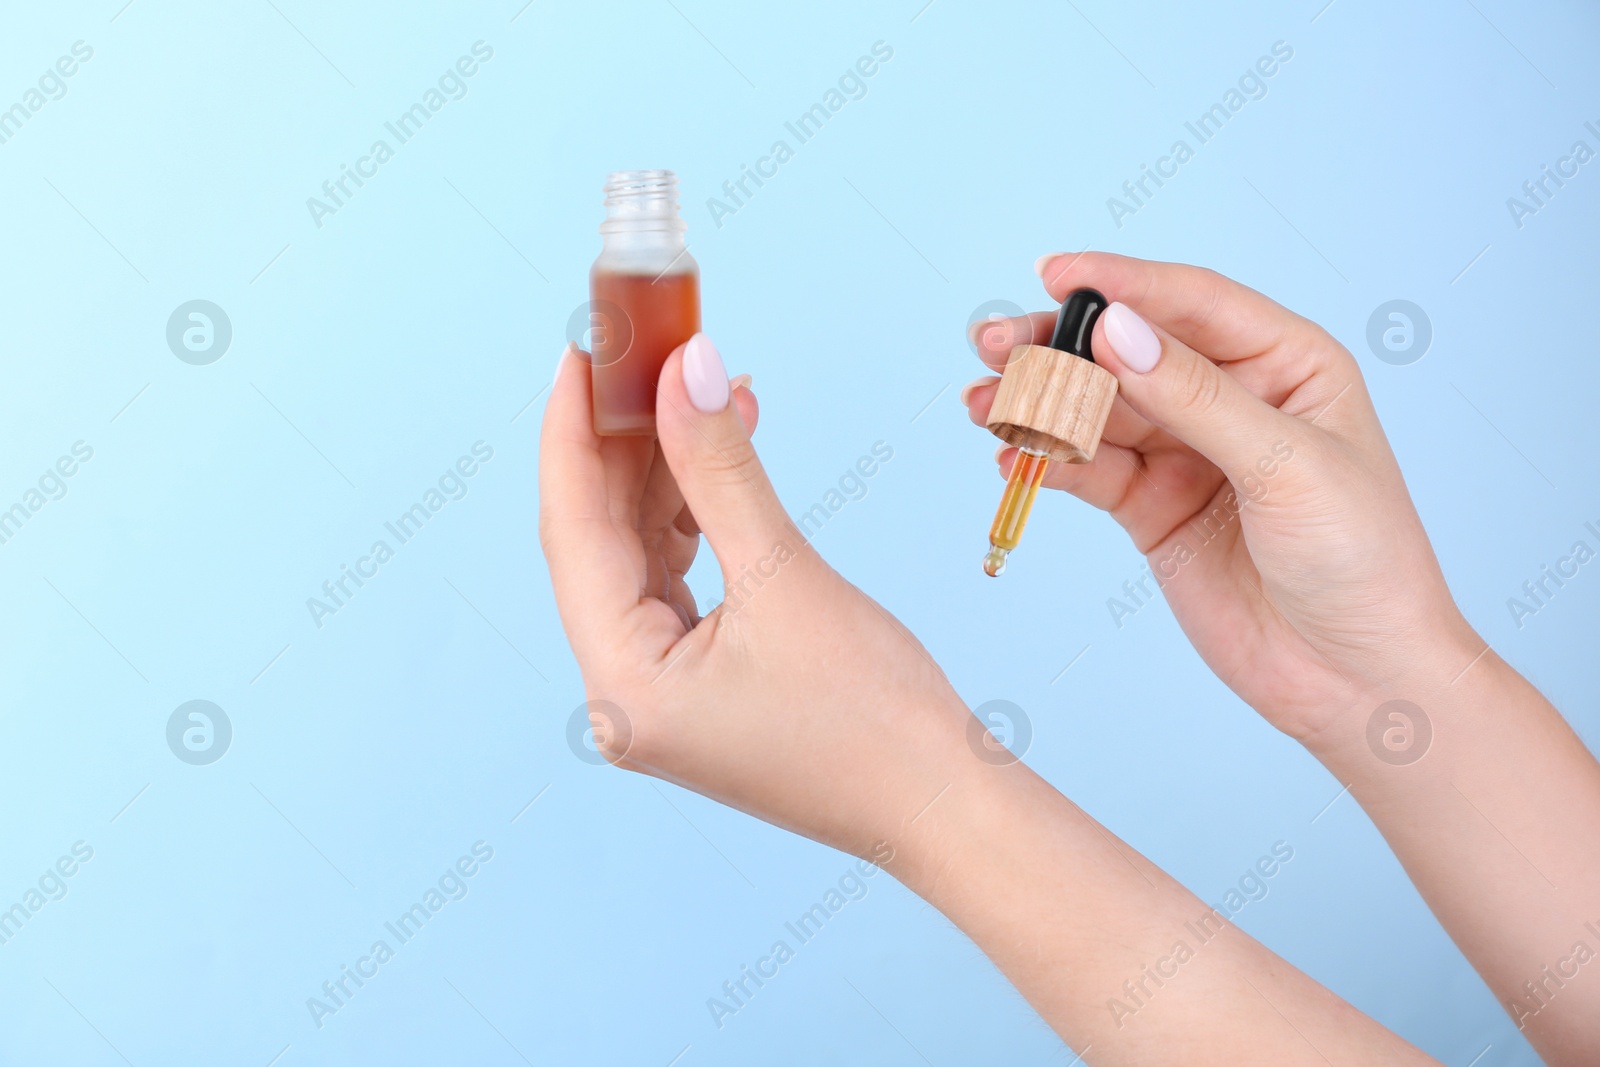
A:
537,344,653,666
1036,251,1320,365
968,310,1057,374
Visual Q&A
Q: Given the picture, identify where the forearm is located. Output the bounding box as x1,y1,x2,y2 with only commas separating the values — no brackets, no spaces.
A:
1306,635,1600,1063
891,761,1436,1065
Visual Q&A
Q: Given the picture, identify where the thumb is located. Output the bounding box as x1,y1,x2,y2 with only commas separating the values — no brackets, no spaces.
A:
1093,301,1296,478
656,333,801,572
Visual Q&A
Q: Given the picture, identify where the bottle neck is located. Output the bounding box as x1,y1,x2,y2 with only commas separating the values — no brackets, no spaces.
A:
599,170,688,262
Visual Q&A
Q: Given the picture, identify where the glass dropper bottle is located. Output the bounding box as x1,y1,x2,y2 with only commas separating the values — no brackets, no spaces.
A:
981,288,1115,576
589,170,700,436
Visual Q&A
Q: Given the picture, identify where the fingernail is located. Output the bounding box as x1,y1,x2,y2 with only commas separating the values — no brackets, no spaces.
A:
729,373,753,392
555,341,577,383
683,333,730,413
974,318,1015,352
1101,302,1162,373
960,375,1000,407
993,443,1013,465
1034,253,1063,277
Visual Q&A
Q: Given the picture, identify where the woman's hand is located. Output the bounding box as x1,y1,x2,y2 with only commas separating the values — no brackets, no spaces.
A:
540,329,1441,1066
539,334,975,863
963,252,1480,744
964,253,1600,1065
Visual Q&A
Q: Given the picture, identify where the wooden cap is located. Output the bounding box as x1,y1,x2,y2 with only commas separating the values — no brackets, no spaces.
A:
985,344,1118,464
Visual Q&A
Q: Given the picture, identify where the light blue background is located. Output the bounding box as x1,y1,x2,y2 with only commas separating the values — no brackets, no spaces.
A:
0,0,1595,1063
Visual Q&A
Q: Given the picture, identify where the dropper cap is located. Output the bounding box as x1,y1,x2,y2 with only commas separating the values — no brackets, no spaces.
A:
980,287,1121,577
1048,288,1107,357
984,287,1119,465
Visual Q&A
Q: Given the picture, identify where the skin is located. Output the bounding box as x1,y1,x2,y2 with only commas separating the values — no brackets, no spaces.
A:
539,252,1599,1063
964,251,1600,1063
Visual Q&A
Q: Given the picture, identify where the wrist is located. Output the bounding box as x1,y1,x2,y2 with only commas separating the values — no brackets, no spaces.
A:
882,757,1032,903
883,752,1169,919
1299,611,1504,771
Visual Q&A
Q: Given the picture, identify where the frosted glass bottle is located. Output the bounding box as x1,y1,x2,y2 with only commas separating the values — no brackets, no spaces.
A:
589,170,701,436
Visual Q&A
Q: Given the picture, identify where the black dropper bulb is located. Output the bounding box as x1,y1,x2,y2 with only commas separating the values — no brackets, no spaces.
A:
1047,287,1108,362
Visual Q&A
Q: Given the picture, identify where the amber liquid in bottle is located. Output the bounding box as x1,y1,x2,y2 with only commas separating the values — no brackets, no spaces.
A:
589,269,701,436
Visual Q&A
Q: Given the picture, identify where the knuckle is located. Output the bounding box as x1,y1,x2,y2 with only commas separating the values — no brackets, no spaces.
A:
698,434,764,486
1325,338,1364,381
597,710,642,764
582,677,658,768
1186,268,1228,333
1170,352,1225,417
1296,321,1344,367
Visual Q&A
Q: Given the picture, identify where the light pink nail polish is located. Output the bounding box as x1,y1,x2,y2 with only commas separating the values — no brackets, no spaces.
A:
682,333,729,413
1034,253,1063,277
1102,302,1162,373
960,376,999,407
